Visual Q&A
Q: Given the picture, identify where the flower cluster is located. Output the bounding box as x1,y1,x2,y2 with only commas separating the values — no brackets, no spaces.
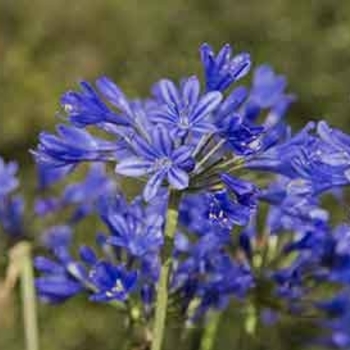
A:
30,43,350,348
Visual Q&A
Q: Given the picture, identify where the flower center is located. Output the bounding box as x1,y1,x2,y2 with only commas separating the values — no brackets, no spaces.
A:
178,109,191,129
154,157,173,171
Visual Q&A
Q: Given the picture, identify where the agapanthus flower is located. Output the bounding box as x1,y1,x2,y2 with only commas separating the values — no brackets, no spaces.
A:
35,225,138,304
150,76,222,137
100,195,164,257
248,121,350,194
200,43,251,92
0,157,24,238
116,126,194,200
61,80,130,127
0,195,25,237
0,158,19,197
33,124,119,168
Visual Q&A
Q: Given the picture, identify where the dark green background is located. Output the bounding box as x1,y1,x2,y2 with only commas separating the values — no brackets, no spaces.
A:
1,0,350,349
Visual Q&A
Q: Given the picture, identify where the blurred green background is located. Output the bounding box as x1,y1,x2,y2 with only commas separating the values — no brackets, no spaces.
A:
1,0,350,349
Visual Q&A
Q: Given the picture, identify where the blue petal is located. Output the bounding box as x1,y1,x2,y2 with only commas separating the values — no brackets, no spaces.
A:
228,53,251,81
167,167,189,190
143,170,167,201
215,44,232,67
182,76,200,110
57,125,97,150
96,76,132,116
200,43,215,75
157,79,181,109
132,134,160,160
35,276,83,298
191,91,222,123
79,246,98,265
115,158,151,176
152,127,172,156
171,146,193,165
192,122,217,134
34,257,63,274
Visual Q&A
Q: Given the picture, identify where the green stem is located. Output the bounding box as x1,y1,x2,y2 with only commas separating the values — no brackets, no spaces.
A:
13,242,40,350
151,191,180,350
199,311,221,350
151,260,171,350
245,303,258,336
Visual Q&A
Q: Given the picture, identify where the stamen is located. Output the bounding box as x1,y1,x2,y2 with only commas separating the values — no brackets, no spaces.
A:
194,139,225,174
193,133,213,158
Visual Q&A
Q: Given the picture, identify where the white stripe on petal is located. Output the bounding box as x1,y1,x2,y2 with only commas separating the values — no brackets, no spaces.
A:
115,158,152,177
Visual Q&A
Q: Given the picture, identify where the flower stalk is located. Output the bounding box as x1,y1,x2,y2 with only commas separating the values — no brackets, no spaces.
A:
11,242,40,350
199,311,222,350
151,190,181,350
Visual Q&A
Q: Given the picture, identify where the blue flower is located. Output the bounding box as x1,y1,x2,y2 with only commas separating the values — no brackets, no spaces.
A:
0,157,24,237
36,225,138,304
179,193,218,236
221,173,259,208
116,126,194,201
150,76,222,137
172,231,253,319
61,80,130,127
317,292,350,348
88,261,137,302
100,196,164,257
260,176,329,234
218,114,265,156
0,158,19,198
0,195,24,237
35,226,86,303
214,65,293,157
33,124,119,168
248,121,350,194
200,43,251,92
249,65,289,110
208,189,253,227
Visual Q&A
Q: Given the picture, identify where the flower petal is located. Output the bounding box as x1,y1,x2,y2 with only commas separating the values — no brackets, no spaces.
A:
143,170,167,201
115,158,152,177
182,76,200,110
191,91,222,123
152,127,172,156
157,79,181,109
96,76,132,115
167,167,189,190
171,146,193,165
132,134,159,160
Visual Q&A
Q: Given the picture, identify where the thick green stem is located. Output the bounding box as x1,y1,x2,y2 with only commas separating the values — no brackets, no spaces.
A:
199,311,222,350
151,260,171,350
151,191,180,350
12,242,40,350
